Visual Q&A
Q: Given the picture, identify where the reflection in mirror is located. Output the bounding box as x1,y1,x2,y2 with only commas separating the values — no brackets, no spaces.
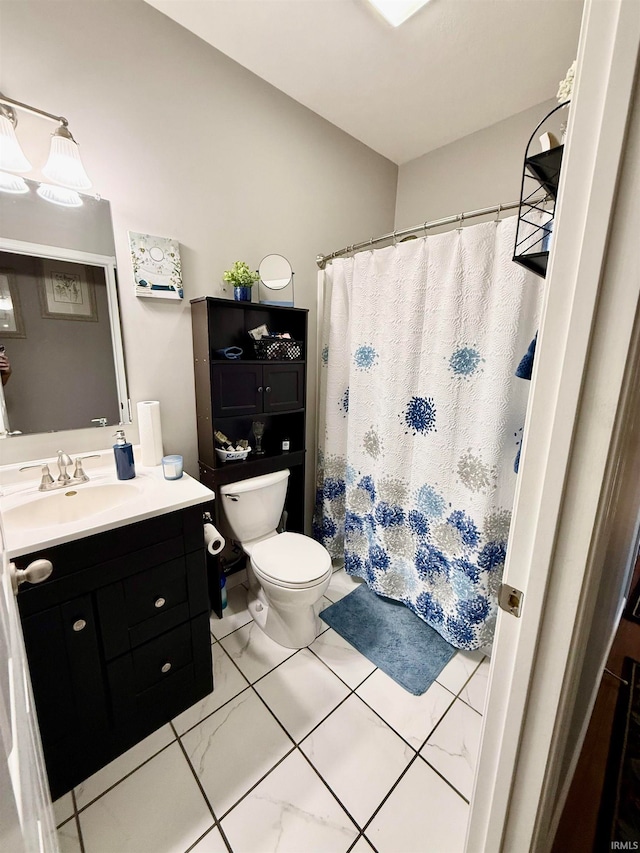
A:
0,179,129,437
0,250,120,434
258,254,294,307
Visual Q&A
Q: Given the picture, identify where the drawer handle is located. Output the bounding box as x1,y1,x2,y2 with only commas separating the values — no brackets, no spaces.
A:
155,597,166,609
72,619,87,632
161,662,172,674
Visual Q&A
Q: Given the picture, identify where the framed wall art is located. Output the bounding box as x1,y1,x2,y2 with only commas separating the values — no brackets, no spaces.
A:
0,268,26,338
129,232,183,300
39,259,98,322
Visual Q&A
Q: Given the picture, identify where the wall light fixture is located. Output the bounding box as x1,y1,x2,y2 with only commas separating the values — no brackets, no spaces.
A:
0,92,91,206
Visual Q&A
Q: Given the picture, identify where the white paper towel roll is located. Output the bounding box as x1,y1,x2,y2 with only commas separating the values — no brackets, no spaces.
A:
204,522,225,556
137,400,164,467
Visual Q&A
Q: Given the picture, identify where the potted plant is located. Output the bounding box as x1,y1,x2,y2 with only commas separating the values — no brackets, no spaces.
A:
223,261,259,302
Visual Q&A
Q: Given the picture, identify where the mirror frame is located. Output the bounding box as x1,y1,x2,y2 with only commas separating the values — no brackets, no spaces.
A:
0,236,130,436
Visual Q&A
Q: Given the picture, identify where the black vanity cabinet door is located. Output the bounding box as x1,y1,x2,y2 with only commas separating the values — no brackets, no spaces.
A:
262,363,304,413
20,594,108,749
212,362,262,417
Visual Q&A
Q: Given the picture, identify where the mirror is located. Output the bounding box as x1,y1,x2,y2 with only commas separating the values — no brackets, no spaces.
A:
259,254,292,290
258,253,294,307
0,178,129,437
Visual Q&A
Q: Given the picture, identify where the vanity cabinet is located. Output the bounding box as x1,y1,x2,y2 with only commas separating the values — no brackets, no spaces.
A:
15,504,213,800
191,296,309,613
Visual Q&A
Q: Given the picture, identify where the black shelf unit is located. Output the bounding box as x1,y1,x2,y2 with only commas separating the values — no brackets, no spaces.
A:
513,102,568,278
191,297,309,615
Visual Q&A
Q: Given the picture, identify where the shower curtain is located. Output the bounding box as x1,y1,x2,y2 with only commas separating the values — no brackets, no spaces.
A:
314,216,543,650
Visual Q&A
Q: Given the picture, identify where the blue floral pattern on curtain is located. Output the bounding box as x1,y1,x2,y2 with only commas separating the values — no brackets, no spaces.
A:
314,217,543,650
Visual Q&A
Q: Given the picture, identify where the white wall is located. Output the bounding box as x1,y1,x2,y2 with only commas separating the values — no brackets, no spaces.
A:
0,0,398,505
395,99,563,230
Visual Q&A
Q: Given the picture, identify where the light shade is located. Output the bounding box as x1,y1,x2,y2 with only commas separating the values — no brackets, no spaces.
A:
37,182,83,207
0,171,29,194
0,110,32,173
366,0,431,27
42,125,91,190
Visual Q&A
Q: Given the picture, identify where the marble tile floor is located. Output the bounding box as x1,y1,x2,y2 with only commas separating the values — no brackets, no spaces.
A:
55,569,489,853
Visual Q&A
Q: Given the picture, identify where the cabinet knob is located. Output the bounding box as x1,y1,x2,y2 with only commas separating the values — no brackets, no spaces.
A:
265,386,271,393
257,386,263,393
72,619,87,632
155,597,166,609
10,558,53,594
161,662,172,674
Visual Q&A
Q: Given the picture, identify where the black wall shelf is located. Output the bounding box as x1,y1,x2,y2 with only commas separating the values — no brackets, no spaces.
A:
513,102,568,279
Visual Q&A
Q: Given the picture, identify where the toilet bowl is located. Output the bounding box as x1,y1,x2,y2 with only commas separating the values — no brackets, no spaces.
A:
220,470,332,648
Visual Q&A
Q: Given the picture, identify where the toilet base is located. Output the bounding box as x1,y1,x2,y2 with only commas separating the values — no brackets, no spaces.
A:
247,586,324,649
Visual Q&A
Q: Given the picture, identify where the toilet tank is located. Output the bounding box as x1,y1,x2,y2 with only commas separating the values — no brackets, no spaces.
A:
220,469,289,543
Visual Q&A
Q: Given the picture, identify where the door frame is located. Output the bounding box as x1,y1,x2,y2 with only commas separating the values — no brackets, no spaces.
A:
467,1,640,849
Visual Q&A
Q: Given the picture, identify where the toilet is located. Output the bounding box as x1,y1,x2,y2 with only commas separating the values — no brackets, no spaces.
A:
219,469,332,648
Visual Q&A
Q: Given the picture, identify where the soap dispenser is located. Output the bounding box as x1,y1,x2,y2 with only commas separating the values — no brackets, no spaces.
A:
113,429,136,480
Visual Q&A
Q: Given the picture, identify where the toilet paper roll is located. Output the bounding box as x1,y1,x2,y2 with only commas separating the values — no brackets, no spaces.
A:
204,522,225,556
137,400,164,467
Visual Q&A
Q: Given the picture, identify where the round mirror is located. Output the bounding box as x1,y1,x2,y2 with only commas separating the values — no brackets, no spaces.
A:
259,254,292,291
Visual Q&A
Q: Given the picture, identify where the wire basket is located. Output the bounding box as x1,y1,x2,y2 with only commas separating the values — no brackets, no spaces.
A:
253,337,302,360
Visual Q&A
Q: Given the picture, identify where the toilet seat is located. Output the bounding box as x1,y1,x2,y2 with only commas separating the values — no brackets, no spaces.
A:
251,532,331,588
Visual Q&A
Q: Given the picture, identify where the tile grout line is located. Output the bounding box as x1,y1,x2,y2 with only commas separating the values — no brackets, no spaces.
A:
294,742,365,835
359,751,425,836
170,720,232,853
70,789,85,853
74,738,177,816
416,751,472,805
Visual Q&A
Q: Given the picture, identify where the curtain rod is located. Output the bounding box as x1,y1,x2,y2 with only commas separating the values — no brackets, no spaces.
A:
316,199,522,269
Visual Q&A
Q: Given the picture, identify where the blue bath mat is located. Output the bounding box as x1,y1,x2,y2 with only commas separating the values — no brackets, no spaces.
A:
320,584,457,695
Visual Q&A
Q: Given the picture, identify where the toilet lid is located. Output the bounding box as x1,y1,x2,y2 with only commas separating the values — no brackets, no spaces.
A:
251,532,331,585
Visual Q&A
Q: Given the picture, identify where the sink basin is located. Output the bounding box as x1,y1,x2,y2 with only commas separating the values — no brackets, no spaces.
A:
3,482,141,530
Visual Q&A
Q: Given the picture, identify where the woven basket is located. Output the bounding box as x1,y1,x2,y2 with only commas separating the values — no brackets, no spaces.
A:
253,338,302,360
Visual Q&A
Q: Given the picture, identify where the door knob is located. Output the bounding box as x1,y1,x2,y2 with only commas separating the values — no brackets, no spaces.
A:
10,558,53,594
265,386,271,393
257,386,263,393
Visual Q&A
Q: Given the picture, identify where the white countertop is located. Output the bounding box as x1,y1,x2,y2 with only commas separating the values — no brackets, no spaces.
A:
0,449,215,558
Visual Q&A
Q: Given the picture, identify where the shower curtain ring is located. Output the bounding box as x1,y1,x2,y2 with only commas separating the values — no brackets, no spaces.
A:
456,213,464,231
392,230,398,245
495,203,502,224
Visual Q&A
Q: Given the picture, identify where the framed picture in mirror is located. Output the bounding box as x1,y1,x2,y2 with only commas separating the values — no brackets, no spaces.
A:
39,259,98,322
0,269,26,338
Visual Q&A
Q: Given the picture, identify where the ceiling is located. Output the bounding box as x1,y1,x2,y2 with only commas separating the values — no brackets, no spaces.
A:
145,0,583,165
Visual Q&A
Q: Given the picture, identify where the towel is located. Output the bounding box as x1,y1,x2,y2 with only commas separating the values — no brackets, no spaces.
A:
514,334,538,472
515,334,537,380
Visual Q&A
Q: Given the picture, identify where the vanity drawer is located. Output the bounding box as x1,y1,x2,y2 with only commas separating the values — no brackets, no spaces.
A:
123,557,188,626
132,621,192,692
97,550,208,659
107,612,212,724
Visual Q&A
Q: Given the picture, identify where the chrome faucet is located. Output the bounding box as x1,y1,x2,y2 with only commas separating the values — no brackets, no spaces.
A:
56,450,73,484
20,453,101,491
